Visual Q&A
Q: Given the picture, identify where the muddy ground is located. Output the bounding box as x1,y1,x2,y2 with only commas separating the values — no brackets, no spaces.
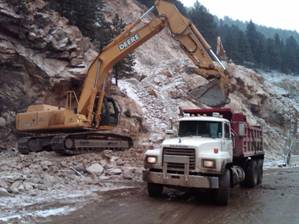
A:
41,167,299,224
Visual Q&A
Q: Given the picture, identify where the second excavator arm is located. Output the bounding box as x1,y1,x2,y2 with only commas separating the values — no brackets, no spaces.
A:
77,0,229,128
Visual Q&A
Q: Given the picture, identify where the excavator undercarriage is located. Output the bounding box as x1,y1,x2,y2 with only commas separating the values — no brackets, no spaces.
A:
18,131,133,156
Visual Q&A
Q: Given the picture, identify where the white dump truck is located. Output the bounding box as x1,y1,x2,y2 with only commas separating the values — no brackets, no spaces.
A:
143,108,264,205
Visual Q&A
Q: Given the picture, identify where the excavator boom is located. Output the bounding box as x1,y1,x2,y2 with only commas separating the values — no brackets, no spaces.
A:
78,0,229,122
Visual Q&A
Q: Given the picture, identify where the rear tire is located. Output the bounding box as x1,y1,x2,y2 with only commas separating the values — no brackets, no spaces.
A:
18,146,29,155
241,159,258,188
257,159,264,185
147,183,163,197
214,169,230,206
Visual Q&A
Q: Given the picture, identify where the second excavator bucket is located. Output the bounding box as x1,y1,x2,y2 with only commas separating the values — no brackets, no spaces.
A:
189,79,230,107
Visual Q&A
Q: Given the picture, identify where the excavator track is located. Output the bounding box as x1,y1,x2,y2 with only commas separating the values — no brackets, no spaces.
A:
17,131,133,156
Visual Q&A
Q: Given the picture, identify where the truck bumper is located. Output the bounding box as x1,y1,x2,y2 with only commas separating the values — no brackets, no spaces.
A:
143,170,219,189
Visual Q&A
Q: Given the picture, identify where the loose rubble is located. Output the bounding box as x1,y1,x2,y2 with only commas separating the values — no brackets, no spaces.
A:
0,148,145,221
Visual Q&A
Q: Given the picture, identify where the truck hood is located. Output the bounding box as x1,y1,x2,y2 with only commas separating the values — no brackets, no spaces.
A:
162,137,221,149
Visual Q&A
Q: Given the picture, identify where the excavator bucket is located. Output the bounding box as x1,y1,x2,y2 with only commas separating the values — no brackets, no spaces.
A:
189,77,230,107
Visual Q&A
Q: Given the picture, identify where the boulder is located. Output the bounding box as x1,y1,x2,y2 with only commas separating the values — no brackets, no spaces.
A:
41,160,53,170
86,163,104,175
103,150,113,159
10,181,25,194
43,174,56,184
0,117,6,128
108,168,122,175
116,159,125,166
122,167,135,180
23,182,34,191
0,179,8,189
0,187,10,197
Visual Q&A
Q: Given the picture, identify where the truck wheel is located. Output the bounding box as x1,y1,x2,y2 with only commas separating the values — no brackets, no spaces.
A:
257,159,264,185
147,183,163,197
241,160,258,188
214,169,230,206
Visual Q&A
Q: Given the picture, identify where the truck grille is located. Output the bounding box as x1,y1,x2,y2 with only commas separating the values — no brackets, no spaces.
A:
163,147,196,171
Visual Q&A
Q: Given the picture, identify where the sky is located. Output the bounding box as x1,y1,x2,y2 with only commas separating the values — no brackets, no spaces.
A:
181,0,299,32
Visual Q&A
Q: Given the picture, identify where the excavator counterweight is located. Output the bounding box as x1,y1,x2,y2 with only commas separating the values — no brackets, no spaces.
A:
16,0,230,155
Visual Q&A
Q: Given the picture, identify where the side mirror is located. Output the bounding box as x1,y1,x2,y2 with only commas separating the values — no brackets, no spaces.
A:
166,129,175,136
165,129,176,139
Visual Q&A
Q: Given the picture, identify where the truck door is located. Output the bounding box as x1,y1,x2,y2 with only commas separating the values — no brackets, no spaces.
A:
223,122,233,158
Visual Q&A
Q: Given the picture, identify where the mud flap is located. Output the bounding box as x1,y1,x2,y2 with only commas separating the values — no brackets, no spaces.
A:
189,79,230,107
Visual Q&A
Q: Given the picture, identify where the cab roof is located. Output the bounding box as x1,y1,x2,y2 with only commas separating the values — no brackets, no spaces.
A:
179,116,229,123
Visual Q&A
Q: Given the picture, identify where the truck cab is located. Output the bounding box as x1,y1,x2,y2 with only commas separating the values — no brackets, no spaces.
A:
143,108,264,205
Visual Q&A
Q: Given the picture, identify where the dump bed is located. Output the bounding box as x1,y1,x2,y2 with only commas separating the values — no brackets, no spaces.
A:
183,108,264,159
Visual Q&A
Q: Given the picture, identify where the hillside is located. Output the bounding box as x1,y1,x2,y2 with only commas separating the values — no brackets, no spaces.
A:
221,16,299,43
0,0,297,156
105,0,298,159
0,0,298,221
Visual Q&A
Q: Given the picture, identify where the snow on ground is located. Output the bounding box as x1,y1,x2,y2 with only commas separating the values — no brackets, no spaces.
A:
259,70,299,110
0,186,137,223
0,206,78,223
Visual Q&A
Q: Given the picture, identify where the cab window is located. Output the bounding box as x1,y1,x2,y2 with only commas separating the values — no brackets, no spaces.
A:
224,123,231,139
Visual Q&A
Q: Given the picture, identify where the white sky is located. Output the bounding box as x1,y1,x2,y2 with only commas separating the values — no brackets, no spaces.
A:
181,0,299,32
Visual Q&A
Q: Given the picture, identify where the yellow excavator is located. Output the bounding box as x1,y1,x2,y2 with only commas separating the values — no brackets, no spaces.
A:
16,0,230,155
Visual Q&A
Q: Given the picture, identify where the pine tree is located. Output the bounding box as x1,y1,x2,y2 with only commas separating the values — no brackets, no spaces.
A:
246,21,261,65
272,34,283,70
219,23,253,66
47,0,105,42
188,1,218,49
111,14,136,79
258,35,268,69
136,0,187,15
170,0,187,16
282,36,298,73
238,30,253,64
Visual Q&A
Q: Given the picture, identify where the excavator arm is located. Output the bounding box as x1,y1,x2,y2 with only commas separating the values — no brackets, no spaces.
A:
78,12,166,126
78,0,229,128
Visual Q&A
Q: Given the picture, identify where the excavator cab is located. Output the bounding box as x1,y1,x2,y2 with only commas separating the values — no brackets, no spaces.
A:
100,96,120,126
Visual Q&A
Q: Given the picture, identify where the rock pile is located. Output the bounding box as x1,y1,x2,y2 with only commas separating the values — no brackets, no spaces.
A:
0,148,144,198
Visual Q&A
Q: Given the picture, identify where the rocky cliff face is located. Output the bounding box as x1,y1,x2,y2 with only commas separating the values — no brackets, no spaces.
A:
0,0,99,146
227,65,298,158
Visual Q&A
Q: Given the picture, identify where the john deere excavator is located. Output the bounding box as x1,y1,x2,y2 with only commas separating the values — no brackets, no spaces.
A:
16,0,230,155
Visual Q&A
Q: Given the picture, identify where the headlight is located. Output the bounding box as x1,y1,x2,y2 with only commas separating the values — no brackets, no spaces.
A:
202,159,216,169
146,156,157,164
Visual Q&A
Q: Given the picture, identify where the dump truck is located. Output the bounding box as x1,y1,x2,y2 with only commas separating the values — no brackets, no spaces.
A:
143,108,264,205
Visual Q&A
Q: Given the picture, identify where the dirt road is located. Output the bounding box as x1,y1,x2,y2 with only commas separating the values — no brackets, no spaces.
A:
44,167,299,224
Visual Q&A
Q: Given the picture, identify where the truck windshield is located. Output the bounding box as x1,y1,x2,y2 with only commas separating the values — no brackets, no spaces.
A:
178,121,222,138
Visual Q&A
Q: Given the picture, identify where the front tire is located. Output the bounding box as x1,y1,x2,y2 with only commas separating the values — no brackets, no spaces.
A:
214,169,230,206
147,183,163,197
